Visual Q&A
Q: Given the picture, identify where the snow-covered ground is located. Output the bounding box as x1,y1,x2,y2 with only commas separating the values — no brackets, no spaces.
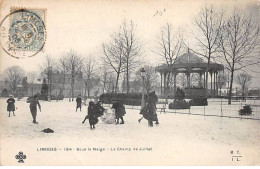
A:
0,98,259,165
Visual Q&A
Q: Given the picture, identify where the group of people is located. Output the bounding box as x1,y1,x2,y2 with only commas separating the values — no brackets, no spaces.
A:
81,100,105,129
79,96,126,129
6,91,159,129
7,94,41,124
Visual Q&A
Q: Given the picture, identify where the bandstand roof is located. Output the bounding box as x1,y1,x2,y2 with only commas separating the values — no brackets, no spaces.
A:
155,52,224,74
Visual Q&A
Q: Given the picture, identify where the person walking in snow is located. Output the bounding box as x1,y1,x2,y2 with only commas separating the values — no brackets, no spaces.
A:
28,94,41,124
82,101,99,129
7,95,15,117
139,91,159,127
112,100,126,124
76,95,82,112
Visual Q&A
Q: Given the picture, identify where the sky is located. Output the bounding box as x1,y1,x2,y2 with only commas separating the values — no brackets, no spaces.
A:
0,0,259,87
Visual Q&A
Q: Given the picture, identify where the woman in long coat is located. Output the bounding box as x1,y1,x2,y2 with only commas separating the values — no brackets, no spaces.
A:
139,91,159,127
7,95,15,117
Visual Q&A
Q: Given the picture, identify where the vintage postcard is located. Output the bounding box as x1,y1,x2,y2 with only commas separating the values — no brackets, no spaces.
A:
0,0,260,166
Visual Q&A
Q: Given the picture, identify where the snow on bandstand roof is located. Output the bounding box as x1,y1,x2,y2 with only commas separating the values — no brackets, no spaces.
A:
155,52,224,73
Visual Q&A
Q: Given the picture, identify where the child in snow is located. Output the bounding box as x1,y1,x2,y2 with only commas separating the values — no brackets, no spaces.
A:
76,95,82,112
112,100,126,124
82,101,99,129
7,95,15,117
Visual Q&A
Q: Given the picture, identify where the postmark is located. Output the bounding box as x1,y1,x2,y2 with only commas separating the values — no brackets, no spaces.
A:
0,7,46,59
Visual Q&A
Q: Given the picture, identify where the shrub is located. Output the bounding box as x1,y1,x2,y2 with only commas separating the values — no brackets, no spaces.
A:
169,100,191,109
239,105,252,115
1,88,9,97
99,93,148,106
189,98,208,106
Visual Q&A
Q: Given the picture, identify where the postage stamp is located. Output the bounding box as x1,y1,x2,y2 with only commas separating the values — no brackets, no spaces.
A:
0,7,46,59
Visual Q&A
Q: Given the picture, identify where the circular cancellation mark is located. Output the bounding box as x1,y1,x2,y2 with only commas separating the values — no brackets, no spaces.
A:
0,8,46,59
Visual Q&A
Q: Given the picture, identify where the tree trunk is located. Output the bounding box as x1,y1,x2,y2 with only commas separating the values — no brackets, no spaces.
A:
115,72,120,93
205,53,211,98
228,69,234,105
88,88,90,97
126,60,129,93
84,83,87,97
71,75,74,101
242,86,245,100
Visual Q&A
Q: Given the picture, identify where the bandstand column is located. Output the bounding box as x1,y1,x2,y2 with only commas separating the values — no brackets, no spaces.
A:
186,72,190,88
204,72,206,88
216,71,218,96
174,73,177,95
213,71,216,97
210,71,213,96
163,72,167,95
199,72,202,87
160,72,163,95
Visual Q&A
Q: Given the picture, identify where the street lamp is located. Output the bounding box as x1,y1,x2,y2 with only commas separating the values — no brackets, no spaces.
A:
140,68,146,110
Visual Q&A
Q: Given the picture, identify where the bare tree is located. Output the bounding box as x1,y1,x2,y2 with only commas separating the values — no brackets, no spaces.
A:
120,20,142,93
27,71,38,95
219,10,260,104
83,56,97,97
64,50,84,101
3,65,25,93
189,6,223,92
58,56,68,96
102,33,125,93
106,73,117,93
39,55,56,98
217,72,227,96
154,23,183,96
236,72,252,99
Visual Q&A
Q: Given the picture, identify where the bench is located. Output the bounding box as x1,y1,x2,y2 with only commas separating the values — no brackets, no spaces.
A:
157,101,168,114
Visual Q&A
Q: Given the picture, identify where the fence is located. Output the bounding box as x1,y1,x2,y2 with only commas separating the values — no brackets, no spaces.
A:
102,98,260,120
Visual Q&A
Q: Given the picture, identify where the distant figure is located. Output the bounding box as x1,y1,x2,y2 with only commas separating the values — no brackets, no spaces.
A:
7,95,15,117
76,95,82,112
112,100,126,124
29,95,41,124
95,101,105,117
139,91,159,127
82,101,99,129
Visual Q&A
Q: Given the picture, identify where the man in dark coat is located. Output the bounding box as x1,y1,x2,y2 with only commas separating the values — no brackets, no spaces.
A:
76,95,82,112
139,91,159,127
112,100,126,124
7,95,15,117
28,95,41,124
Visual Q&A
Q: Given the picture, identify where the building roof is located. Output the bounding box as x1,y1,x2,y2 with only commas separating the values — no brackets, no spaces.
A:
175,52,204,64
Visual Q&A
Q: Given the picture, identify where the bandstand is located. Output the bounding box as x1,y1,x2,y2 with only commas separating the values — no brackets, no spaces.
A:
155,52,224,98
